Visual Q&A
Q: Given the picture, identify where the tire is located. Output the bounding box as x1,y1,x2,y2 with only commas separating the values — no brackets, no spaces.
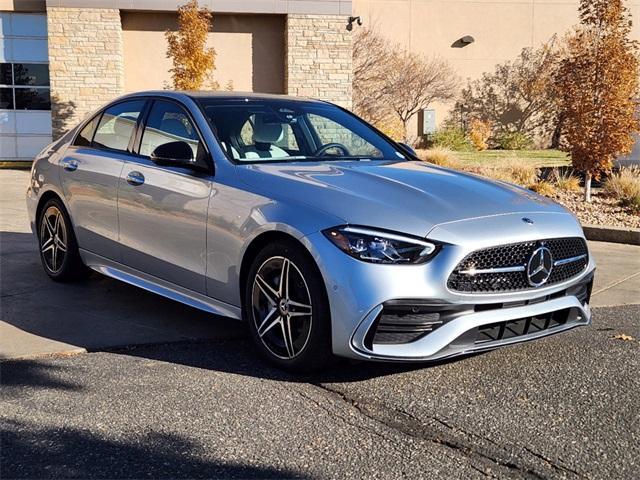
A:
244,239,335,372
37,198,88,282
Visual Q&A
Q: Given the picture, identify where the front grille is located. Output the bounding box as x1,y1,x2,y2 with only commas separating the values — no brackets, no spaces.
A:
448,238,588,293
475,308,571,344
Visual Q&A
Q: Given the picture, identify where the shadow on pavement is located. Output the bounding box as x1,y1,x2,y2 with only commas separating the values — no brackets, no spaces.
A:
111,338,470,384
1,418,306,479
1,231,457,383
0,360,84,398
1,231,244,355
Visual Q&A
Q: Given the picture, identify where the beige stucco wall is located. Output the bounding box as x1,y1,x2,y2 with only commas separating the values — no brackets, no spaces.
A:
0,0,45,11
353,0,640,137
122,12,285,94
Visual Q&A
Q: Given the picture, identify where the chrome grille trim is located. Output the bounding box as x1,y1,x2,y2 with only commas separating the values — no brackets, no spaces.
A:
447,237,589,293
554,253,588,267
459,265,526,275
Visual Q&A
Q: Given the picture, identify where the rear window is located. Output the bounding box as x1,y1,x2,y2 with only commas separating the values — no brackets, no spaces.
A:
74,115,100,147
92,100,145,153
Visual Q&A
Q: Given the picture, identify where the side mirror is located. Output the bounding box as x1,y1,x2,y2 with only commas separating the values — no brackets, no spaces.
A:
150,141,194,168
398,142,417,158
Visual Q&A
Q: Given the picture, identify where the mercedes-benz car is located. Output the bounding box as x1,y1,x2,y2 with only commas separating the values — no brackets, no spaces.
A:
27,91,595,371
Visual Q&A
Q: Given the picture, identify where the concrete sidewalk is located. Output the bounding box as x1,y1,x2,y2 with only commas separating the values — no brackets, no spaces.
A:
1,170,639,359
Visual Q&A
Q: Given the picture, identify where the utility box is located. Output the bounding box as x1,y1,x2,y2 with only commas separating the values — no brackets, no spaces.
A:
422,109,436,135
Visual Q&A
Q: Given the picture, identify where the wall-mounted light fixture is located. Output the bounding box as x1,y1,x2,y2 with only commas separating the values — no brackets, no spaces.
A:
346,16,363,31
451,35,475,48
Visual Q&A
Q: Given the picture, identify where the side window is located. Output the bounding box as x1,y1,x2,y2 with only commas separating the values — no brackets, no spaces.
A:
73,114,100,147
140,100,203,161
92,100,145,153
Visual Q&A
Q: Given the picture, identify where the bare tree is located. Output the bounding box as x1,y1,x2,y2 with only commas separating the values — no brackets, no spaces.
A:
454,40,562,145
353,29,458,141
384,52,458,140
352,28,394,127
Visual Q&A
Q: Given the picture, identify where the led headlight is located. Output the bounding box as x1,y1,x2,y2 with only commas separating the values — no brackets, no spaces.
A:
323,226,440,264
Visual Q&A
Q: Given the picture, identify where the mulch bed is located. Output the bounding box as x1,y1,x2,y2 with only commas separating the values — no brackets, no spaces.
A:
552,190,640,229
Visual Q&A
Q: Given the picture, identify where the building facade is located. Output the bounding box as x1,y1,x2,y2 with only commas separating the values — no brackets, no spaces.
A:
0,0,353,163
352,0,640,138
2,0,640,163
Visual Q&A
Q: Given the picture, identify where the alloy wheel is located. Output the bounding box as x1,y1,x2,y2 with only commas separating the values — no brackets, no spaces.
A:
39,205,67,274
251,256,313,359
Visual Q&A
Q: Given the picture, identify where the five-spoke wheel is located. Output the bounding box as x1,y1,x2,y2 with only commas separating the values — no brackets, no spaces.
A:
252,256,313,359
39,205,68,274
245,240,334,371
37,198,87,281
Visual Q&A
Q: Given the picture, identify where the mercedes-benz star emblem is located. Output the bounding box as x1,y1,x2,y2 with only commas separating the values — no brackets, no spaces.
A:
526,247,554,287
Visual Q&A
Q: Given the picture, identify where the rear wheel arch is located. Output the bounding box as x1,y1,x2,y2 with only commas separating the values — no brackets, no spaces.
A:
36,190,66,226
36,194,88,281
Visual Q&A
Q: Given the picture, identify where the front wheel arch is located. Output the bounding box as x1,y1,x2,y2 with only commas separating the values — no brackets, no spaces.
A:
239,231,321,312
242,235,335,371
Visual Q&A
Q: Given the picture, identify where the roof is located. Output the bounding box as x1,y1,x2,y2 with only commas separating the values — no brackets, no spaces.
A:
122,90,327,105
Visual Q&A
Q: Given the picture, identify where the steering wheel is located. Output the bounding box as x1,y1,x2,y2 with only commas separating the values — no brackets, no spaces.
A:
314,143,351,157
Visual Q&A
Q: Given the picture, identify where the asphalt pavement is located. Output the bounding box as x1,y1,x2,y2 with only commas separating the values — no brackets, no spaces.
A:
2,304,639,479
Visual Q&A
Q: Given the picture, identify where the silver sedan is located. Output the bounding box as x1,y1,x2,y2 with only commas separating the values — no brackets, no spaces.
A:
27,91,595,371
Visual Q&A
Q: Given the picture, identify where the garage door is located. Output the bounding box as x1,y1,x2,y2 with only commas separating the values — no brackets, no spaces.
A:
0,12,51,163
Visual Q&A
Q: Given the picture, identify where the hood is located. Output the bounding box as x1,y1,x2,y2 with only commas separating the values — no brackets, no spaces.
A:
237,160,569,238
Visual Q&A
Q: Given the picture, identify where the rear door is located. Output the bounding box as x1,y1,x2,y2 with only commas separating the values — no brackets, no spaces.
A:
60,99,146,260
117,98,212,294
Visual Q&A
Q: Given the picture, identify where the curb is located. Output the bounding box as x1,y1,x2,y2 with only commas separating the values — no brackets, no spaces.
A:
583,224,640,246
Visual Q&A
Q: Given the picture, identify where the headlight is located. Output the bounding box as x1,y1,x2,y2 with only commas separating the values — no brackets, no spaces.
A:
322,226,440,264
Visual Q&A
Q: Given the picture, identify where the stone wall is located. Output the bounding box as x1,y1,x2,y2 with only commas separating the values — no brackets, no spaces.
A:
285,14,352,109
47,7,124,138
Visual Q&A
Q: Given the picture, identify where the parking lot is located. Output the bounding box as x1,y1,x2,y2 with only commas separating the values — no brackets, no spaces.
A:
2,170,639,479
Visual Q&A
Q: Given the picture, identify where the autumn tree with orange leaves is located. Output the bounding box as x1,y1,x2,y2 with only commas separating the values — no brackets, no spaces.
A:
555,0,640,201
166,0,217,91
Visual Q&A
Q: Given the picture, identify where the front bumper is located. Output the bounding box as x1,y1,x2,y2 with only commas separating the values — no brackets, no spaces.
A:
301,212,595,362
350,282,592,361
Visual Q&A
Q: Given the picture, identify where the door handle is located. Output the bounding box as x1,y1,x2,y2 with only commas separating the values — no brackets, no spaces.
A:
126,171,145,186
62,159,78,172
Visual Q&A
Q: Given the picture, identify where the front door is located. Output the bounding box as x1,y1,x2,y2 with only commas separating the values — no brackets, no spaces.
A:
60,99,146,260
117,99,212,294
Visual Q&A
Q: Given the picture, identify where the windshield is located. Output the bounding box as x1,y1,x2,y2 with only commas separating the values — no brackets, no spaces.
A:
195,98,407,163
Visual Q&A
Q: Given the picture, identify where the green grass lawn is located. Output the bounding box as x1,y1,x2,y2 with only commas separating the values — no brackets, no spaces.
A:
454,149,570,168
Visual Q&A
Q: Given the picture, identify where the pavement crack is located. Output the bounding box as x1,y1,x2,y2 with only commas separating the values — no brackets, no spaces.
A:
522,446,584,478
312,383,585,479
288,384,404,454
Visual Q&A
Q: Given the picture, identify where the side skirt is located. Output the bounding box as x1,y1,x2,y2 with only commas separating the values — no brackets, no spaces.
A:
80,249,242,320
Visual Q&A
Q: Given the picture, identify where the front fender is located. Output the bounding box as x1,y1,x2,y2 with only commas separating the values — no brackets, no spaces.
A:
205,179,345,307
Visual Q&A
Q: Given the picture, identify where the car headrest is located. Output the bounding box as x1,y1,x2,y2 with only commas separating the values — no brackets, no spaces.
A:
113,116,136,138
161,118,190,139
253,116,283,144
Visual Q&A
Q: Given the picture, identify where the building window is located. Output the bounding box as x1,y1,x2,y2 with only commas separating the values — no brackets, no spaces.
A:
0,63,50,111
